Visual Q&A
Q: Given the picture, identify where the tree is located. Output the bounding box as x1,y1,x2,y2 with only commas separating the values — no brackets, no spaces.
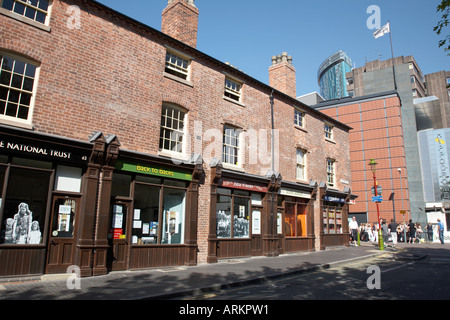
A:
434,0,450,54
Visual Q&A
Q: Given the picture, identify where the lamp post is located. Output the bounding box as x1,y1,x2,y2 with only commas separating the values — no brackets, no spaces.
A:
398,168,406,242
369,159,384,251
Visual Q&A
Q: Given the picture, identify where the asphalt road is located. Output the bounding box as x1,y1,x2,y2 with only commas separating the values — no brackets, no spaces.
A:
179,244,450,300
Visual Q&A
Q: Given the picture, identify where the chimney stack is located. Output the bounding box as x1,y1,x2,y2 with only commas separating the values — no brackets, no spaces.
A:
162,0,199,48
269,52,297,98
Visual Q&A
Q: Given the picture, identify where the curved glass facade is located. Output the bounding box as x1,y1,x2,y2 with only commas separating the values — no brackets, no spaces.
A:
318,51,352,100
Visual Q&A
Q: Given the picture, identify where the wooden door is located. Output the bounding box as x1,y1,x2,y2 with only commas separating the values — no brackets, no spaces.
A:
46,197,79,274
108,200,131,271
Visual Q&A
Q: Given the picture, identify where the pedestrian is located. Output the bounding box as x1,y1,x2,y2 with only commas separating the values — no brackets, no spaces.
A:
372,222,379,243
416,223,423,243
437,218,445,245
408,219,416,243
426,222,434,243
381,219,389,247
349,216,358,246
388,218,398,247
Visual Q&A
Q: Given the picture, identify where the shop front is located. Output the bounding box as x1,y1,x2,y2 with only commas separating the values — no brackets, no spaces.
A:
208,164,281,263
319,186,352,249
0,125,95,278
277,182,316,254
105,152,201,271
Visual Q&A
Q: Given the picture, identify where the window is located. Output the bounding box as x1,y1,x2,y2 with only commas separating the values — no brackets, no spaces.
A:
1,0,50,24
224,77,242,102
222,125,240,166
165,51,190,80
0,54,37,123
159,104,186,154
296,148,306,180
216,188,250,239
323,205,343,234
327,159,335,187
284,198,308,237
294,108,305,128
324,123,333,140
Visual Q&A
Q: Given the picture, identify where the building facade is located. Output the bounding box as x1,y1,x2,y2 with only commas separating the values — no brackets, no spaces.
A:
318,51,353,100
313,91,410,225
0,0,352,279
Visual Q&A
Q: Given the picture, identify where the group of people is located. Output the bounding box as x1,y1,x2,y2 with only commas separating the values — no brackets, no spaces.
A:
349,216,446,247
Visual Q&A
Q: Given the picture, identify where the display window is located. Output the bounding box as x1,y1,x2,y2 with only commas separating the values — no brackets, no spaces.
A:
216,188,250,239
323,204,343,234
0,164,52,245
284,197,308,237
111,172,188,245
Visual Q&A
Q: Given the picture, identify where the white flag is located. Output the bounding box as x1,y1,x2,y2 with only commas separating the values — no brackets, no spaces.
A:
373,22,390,39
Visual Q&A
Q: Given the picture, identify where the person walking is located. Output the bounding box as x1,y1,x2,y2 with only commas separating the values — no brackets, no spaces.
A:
426,222,434,243
381,219,389,247
437,218,445,245
408,219,416,243
349,216,359,246
388,219,398,247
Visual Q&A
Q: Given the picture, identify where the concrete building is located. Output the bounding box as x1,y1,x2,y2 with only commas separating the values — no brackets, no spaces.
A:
0,0,352,279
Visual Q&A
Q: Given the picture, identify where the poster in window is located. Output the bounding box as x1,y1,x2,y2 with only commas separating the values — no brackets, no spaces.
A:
166,211,178,234
150,222,158,235
252,210,261,234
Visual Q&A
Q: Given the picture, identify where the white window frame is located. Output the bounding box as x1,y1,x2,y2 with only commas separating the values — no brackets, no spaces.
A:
324,122,333,140
294,108,305,128
0,52,39,129
0,0,52,30
296,148,306,181
222,125,241,167
165,49,191,81
159,103,187,155
326,158,335,187
224,77,242,103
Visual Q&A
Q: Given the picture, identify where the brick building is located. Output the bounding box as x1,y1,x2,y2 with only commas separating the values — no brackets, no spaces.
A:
314,91,410,226
0,0,352,279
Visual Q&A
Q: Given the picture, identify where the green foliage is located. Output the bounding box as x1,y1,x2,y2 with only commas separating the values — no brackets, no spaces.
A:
434,0,450,54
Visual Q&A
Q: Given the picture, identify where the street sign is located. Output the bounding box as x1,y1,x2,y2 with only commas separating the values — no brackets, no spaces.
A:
400,210,406,215
371,185,382,195
372,196,383,203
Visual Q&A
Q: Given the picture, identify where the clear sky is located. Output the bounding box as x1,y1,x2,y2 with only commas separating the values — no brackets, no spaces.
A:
95,0,449,97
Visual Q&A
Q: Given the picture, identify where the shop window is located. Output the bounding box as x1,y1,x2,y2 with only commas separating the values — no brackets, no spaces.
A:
323,205,343,234
1,167,51,244
111,173,132,197
284,199,307,237
0,54,38,125
132,182,186,245
0,0,51,24
222,125,240,166
159,103,186,154
50,198,76,238
216,188,250,239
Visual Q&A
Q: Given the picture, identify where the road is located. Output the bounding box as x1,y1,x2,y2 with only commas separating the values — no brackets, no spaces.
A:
178,244,450,300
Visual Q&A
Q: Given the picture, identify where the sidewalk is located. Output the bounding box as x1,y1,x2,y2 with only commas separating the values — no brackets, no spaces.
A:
0,243,404,300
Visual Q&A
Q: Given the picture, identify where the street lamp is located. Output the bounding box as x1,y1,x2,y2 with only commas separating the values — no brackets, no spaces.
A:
398,168,406,242
369,159,384,251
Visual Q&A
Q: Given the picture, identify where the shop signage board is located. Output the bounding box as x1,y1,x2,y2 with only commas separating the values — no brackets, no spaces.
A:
279,188,311,199
219,179,268,193
115,160,192,181
0,133,90,164
324,196,345,203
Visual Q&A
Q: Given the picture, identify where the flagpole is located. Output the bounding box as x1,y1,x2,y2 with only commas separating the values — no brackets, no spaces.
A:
388,20,398,91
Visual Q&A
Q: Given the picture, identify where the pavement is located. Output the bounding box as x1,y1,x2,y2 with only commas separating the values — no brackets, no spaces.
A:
0,241,435,301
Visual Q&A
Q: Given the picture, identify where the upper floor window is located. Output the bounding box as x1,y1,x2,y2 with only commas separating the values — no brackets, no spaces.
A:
296,148,306,180
224,77,242,102
159,103,186,154
165,51,190,81
0,54,37,123
326,159,335,187
1,0,50,24
324,123,333,140
294,108,305,128
222,125,240,166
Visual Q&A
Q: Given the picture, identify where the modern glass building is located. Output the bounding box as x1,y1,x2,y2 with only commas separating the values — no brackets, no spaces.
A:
318,51,353,100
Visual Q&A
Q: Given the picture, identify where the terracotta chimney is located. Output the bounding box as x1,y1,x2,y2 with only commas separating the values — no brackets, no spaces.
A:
269,52,297,98
161,0,199,48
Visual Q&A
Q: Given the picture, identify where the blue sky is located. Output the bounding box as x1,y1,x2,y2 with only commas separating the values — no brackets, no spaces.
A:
96,0,449,97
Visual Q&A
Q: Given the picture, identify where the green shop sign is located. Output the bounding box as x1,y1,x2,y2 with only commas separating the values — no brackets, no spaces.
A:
115,160,192,181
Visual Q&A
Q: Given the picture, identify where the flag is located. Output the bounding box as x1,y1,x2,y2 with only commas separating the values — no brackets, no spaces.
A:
373,22,390,39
